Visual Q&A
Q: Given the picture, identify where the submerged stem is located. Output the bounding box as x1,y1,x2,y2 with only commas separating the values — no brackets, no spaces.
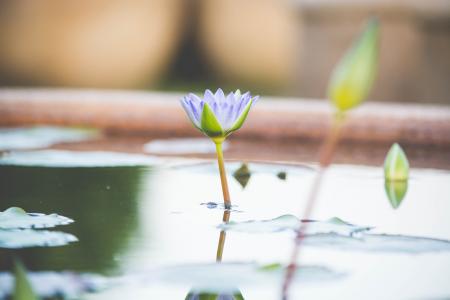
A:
215,141,232,209
281,112,345,300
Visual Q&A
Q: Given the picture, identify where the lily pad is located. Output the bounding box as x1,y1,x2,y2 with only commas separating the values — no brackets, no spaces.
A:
144,138,229,154
155,263,344,293
0,229,78,249
0,271,106,300
0,126,97,151
218,215,372,236
0,207,73,230
0,150,161,167
304,233,450,254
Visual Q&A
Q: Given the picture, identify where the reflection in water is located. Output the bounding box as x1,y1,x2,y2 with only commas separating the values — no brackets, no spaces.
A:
216,210,231,262
232,163,251,189
384,180,408,209
0,165,149,274
186,210,245,299
185,209,244,300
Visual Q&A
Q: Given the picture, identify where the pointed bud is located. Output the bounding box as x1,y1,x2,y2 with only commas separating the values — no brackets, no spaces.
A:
384,143,409,181
328,17,379,111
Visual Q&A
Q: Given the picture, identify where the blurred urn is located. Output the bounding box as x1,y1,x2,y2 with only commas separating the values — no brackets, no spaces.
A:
198,0,301,91
0,0,185,88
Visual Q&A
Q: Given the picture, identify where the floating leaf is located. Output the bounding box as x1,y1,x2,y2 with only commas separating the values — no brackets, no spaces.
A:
218,215,372,236
156,263,344,293
144,138,229,155
304,233,450,254
0,207,73,230
384,143,409,181
385,180,408,209
232,163,251,189
185,289,244,300
0,150,161,168
13,260,39,300
0,270,106,299
0,126,97,151
328,17,379,111
0,229,78,249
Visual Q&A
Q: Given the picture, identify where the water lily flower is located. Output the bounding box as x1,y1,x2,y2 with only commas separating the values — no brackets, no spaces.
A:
181,89,259,141
180,89,259,209
328,17,379,112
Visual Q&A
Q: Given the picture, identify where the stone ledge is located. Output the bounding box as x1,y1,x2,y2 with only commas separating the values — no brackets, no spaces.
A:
0,88,449,146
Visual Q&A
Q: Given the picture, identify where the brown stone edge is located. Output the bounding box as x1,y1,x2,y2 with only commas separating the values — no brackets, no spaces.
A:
0,88,449,146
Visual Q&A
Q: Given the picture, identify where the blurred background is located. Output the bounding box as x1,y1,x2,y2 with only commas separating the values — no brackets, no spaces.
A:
0,0,448,104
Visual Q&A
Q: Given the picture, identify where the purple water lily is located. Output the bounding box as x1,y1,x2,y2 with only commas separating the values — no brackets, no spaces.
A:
180,88,259,209
181,89,258,139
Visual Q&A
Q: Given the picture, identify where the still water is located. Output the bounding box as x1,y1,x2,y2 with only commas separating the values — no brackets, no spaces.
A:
1,155,450,299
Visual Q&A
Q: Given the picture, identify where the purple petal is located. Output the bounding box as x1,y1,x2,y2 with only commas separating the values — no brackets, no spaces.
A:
188,93,202,104
180,98,200,127
215,88,225,103
204,90,216,106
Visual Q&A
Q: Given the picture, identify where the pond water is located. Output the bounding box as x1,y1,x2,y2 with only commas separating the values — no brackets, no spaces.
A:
0,129,450,299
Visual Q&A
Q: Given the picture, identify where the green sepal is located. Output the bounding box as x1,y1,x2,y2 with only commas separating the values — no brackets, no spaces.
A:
328,17,379,111
384,143,409,181
385,180,408,209
227,99,253,135
201,103,224,138
14,259,39,300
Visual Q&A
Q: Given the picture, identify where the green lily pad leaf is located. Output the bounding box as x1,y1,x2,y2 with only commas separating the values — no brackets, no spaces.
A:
384,143,409,181
385,180,408,209
218,215,372,236
328,17,379,111
0,270,106,299
0,207,73,230
0,229,78,249
13,260,39,300
304,233,450,254
232,163,251,189
185,289,244,300
0,126,97,151
227,99,253,134
201,103,224,138
258,263,283,272
0,150,161,168
156,263,344,293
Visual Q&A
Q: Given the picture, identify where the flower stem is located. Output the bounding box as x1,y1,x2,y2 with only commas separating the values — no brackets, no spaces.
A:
215,141,232,209
281,112,345,300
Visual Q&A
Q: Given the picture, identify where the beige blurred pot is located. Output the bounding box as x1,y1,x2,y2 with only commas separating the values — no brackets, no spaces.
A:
0,0,185,88
197,0,301,90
